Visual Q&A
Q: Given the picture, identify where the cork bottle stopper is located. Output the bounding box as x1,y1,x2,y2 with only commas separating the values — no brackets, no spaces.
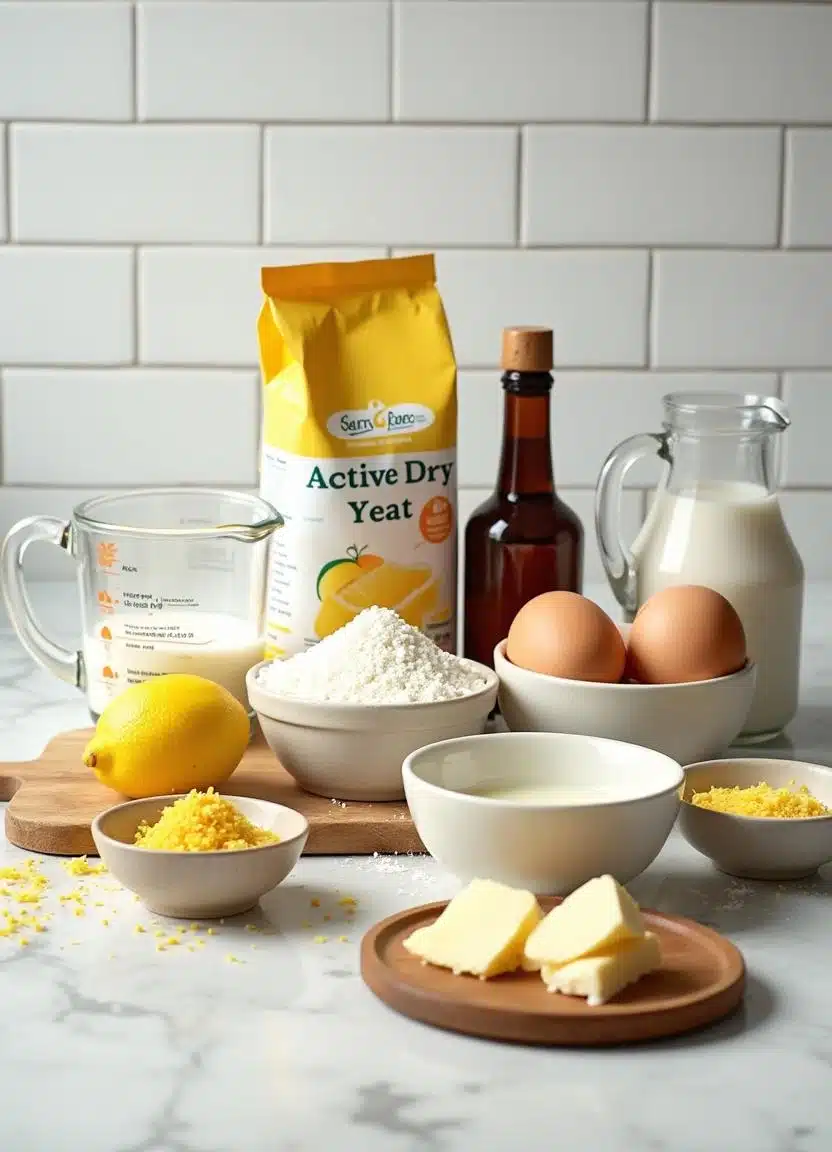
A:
500,326,553,372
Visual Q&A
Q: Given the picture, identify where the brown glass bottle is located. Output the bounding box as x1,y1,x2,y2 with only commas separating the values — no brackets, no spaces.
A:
463,327,583,669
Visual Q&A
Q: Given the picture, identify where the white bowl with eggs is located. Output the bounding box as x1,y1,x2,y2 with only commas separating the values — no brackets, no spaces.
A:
402,731,684,895
495,588,756,766
496,641,756,766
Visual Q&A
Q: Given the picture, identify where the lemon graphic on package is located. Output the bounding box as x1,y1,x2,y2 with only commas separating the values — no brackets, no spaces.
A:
315,544,382,601
314,545,439,640
82,674,250,798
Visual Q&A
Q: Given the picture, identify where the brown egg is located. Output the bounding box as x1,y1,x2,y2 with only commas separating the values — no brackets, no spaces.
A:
506,591,626,683
626,585,747,685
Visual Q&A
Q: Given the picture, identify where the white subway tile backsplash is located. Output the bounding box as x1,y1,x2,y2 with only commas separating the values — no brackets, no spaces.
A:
0,3,132,121
0,489,100,581
264,127,517,246
653,253,832,369
778,492,832,578
396,1,646,123
3,369,259,487
0,126,6,243
550,372,776,489
0,248,133,365
405,250,648,368
0,0,831,583
138,2,389,121
524,127,780,246
458,371,778,489
457,487,644,589
0,482,259,582
785,131,832,248
139,247,386,366
780,374,832,488
11,126,259,244
654,2,832,123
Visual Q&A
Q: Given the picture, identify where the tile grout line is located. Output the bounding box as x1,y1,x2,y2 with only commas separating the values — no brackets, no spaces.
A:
5,241,830,253
777,126,788,247
131,2,139,122
515,128,524,247
130,3,139,362
388,0,397,122
9,118,832,130
258,126,266,245
645,249,655,368
644,0,655,124
2,123,10,242
0,362,829,375
5,482,831,494
131,248,139,365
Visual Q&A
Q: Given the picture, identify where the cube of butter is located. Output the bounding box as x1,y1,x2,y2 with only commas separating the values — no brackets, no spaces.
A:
523,874,644,969
403,878,542,979
541,931,661,1006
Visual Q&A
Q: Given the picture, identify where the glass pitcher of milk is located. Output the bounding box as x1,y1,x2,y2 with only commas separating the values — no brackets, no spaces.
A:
595,392,803,743
1,488,282,719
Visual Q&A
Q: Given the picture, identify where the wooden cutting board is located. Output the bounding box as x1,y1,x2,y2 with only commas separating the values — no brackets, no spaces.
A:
361,897,745,1046
0,728,424,858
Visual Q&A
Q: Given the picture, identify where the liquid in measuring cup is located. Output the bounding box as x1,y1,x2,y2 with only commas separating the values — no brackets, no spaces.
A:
83,611,265,716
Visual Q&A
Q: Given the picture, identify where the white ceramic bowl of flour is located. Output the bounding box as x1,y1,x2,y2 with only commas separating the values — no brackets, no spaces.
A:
246,608,498,802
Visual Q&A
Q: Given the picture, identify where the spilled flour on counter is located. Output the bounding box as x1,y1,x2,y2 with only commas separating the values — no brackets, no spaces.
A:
256,607,489,705
714,879,753,912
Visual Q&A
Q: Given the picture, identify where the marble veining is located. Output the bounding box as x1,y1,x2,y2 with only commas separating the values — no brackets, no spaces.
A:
0,583,831,1152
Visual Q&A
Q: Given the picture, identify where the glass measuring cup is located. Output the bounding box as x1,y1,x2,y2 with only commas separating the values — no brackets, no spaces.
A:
1,488,283,719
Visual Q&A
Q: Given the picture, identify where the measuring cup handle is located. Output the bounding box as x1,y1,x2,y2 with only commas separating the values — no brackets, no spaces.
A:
595,432,669,617
1,516,82,688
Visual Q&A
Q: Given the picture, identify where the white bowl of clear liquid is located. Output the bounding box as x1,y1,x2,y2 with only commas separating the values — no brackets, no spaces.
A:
403,731,684,895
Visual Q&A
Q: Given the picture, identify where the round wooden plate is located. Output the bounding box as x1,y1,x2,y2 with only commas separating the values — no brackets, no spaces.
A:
361,898,745,1046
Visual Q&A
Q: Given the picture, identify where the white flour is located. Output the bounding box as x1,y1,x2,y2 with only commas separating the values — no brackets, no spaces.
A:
256,606,489,705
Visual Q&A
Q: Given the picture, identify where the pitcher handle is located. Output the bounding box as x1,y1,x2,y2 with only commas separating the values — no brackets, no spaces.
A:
1,516,82,687
595,432,670,617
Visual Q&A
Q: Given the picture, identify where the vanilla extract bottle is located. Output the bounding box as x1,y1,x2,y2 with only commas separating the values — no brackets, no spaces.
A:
463,326,584,670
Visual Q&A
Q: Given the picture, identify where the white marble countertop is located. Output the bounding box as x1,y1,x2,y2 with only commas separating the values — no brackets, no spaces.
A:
1,583,831,1152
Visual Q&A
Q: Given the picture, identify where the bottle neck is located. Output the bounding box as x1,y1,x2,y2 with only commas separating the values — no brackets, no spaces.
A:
496,372,555,497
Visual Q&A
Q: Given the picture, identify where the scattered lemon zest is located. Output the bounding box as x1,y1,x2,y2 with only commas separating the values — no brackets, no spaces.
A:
62,856,107,877
313,935,328,944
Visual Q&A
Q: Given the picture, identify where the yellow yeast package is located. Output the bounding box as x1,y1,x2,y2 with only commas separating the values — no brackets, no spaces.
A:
258,255,458,657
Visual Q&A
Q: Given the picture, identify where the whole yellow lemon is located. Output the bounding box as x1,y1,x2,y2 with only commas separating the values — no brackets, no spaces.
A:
83,674,250,798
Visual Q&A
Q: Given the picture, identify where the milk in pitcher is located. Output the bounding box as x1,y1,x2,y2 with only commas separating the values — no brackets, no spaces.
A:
595,392,804,741
632,482,803,739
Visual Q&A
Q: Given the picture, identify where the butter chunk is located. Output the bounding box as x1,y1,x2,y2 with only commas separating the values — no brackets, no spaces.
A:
524,874,644,968
403,878,542,979
542,931,661,1006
